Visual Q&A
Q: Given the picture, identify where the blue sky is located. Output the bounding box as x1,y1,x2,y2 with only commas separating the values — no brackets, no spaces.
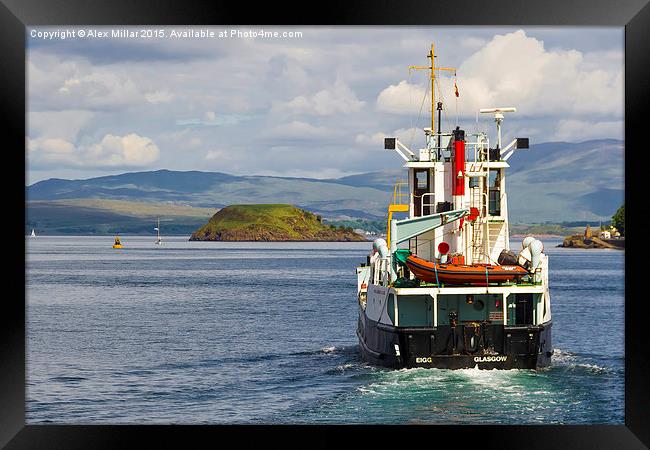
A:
26,26,623,184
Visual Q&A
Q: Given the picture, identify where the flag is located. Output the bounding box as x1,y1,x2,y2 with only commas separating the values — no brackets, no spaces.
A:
454,81,459,97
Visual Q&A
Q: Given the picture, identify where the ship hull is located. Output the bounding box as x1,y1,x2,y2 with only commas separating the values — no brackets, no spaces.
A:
357,312,552,370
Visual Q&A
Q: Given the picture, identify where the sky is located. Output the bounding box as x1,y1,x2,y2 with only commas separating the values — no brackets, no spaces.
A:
26,26,623,184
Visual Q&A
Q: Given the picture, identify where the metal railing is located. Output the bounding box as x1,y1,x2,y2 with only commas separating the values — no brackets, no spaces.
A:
421,193,436,216
391,180,409,206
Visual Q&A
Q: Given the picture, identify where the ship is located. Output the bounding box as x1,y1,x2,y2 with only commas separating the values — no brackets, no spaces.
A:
355,43,552,370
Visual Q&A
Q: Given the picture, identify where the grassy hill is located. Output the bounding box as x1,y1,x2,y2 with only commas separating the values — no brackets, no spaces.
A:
190,204,367,241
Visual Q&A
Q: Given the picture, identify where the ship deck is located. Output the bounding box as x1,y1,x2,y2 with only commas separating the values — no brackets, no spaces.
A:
393,283,544,296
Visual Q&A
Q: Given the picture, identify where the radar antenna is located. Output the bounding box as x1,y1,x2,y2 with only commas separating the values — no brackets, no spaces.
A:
479,107,516,149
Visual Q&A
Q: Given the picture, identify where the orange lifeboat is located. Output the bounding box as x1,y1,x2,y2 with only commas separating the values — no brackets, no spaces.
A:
405,254,528,285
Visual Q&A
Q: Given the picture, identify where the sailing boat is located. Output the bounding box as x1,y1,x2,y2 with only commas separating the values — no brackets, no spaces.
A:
30,229,36,237
154,218,162,245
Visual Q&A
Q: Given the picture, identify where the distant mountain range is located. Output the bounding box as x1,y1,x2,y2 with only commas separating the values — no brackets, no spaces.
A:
28,167,397,220
26,139,623,233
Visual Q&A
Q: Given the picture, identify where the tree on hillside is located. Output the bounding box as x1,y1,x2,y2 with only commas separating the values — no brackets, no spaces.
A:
612,203,624,236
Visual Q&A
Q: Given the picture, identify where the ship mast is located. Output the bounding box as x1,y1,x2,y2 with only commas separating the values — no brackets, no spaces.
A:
408,43,456,134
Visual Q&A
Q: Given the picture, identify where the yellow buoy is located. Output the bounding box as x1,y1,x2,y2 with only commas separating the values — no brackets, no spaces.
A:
113,235,122,248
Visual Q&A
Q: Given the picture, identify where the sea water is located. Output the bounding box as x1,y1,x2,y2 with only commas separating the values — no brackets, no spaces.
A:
25,236,624,424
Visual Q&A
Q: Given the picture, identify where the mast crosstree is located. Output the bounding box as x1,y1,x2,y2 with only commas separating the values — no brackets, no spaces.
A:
408,43,456,133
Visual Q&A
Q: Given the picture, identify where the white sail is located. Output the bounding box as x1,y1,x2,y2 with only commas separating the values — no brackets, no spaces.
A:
31,229,36,237
155,219,162,244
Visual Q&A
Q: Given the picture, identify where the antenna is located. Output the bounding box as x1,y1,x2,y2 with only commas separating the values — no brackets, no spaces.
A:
479,107,516,148
409,43,456,137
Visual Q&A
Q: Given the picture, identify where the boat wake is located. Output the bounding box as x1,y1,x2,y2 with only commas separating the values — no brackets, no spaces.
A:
549,348,614,374
353,347,619,402
294,345,360,357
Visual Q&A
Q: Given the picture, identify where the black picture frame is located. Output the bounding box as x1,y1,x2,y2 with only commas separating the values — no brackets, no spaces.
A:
2,0,647,447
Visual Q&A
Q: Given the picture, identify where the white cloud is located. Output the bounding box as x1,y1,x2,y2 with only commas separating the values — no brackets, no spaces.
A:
356,127,424,148
27,137,74,156
144,89,174,104
29,133,160,168
376,30,622,120
29,53,173,111
376,80,428,115
175,112,252,127
274,81,365,116
355,132,386,147
205,149,229,160
56,70,143,109
158,128,202,151
460,37,488,50
28,110,95,142
268,121,331,139
453,30,622,118
89,134,160,166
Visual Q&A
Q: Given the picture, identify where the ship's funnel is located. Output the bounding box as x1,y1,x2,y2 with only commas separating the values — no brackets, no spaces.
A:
452,127,466,196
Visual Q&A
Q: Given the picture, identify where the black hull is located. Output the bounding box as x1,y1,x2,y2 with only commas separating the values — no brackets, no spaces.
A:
357,312,552,370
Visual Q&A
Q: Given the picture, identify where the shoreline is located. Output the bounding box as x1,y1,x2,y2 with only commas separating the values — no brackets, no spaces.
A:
510,234,563,239
28,234,374,242
33,233,565,241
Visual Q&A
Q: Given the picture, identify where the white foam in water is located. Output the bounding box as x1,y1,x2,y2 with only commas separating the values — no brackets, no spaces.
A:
334,363,356,373
321,346,336,354
570,363,610,374
553,348,575,360
354,363,552,404
552,348,609,373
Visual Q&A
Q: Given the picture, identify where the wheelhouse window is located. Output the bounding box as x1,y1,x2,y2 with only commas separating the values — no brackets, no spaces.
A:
413,169,431,216
488,168,501,216
415,170,428,189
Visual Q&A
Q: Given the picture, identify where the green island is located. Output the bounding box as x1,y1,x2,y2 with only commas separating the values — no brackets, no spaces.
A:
189,204,367,241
